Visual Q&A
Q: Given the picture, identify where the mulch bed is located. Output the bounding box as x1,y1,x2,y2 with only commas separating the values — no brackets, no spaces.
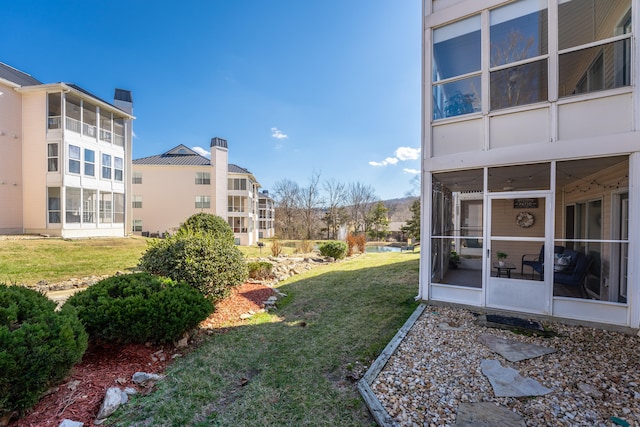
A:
10,282,274,427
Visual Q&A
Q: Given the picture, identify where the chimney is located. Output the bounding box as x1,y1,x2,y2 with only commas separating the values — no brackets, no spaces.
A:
210,137,228,149
113,89,133,114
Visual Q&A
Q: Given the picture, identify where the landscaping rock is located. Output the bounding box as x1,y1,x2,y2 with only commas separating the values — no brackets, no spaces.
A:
95,387,123,424
132,372,164,386
58,420,84,427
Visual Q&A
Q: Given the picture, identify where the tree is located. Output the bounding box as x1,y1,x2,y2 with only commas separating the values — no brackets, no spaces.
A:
322,178,348,239
401,198,421,241
346,182,378,234
273,179,302,239
367,201,390,241
298,171,324,240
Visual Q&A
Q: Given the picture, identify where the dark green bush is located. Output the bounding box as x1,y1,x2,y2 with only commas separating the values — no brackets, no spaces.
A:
319,241,348,259
177,212,234,243
0,284,87,418
64,273,213,344
248,261,273,280
139,232,248,301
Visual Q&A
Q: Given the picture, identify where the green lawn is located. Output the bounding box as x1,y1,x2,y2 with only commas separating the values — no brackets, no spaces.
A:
0,237,149,285
110,252,420,427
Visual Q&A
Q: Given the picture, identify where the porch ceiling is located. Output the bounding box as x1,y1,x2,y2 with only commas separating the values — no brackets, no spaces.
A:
433,156,627,193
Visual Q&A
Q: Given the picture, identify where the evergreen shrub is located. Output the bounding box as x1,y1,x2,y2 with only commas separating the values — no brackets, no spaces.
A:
64,273,213,344
139,232,248,301
247,261,273,280
177,212,235,243
319,241,348,259
0,284,87,419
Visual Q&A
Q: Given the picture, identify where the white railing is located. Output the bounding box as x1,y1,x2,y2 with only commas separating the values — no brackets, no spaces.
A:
65,117,81,133
113,134,124,147
48,116,62,129
83,123,97,137
100,129,112,143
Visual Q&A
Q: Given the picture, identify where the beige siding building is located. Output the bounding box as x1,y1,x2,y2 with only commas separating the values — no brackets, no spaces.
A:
0,62,134,238
132,138,272,245
421,0,639,327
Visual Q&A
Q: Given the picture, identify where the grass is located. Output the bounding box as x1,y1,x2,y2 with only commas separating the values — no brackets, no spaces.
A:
0,236,149,285
110,251,420,426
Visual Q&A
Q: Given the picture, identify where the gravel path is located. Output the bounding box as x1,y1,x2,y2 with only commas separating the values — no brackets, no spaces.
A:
371,306,640,426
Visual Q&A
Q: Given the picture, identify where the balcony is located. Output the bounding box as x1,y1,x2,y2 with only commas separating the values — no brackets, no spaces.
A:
48,116,62,129
66,117,81,133
100,129,112,143
83,123,97,138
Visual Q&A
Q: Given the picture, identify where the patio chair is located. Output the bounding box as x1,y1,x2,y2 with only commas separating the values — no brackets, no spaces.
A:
521,245,565,279
554,251,594,298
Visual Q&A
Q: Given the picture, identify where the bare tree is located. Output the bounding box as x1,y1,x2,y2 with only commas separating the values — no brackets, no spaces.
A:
298,171,324,240
273,179,301,239
346,182,378,234
322,178,347,239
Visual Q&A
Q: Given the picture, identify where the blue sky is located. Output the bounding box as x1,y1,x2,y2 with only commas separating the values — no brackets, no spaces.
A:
2,1,422,200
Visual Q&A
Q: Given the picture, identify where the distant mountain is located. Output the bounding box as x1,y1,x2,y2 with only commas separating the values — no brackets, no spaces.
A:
384,196,418,222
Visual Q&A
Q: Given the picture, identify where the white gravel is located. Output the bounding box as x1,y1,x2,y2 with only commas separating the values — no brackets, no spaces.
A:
371,306,640,426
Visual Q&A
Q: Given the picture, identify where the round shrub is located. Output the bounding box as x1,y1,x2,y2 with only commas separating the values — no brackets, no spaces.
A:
248,261,273,280
0,284,87,419
139,232,248,301
319,240,348,259
177,212,234,243
64,273,213,344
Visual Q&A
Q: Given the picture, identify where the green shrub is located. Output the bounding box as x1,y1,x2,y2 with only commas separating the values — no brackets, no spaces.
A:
248,262,273,280
319,241,348,259
0,284,87,419
64,273,213,344
139,232,248,301
177,212,235,243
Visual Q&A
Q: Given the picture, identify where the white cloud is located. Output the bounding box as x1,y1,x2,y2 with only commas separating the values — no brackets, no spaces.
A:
369,146,420,167
403,168,420,174
192,146,211,158
369,157,399,167
271,127,288,140
395,147,420,161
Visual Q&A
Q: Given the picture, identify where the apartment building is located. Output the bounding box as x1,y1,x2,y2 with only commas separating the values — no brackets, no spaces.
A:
421,0,639,327
132,137,269,245
258,190,275,239
0,62,134,238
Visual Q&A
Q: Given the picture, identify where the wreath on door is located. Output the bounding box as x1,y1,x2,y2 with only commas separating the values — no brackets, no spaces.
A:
516,211,535,228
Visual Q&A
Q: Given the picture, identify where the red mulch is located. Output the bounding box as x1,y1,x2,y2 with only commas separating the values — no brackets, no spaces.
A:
10,282,274,427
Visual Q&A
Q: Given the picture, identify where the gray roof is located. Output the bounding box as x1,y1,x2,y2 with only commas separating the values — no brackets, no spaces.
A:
228,164,252,174
133,145,211,166
0,62,42,86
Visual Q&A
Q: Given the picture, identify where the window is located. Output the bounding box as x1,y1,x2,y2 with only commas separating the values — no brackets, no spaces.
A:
228,196,246,212
132,171,142,184
228,178,247,191
100,111,112,142
113,193,125,223
100,193,112,223
84,149,95,176
66,188,81,223
102,154,112,180
48,187,61,224
114,157,123,182
490,0,549,110
48,93,62,129
113,118,125,147
195,172,211,185
133,219,143,232
132,195,143,209
48,143,59,172
228,216,247,233
65,94,81,133
558,0,632,97
82,102,97,137
432,15,481,119
83,189,96,223
195,196,211,209
69,145,81,174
